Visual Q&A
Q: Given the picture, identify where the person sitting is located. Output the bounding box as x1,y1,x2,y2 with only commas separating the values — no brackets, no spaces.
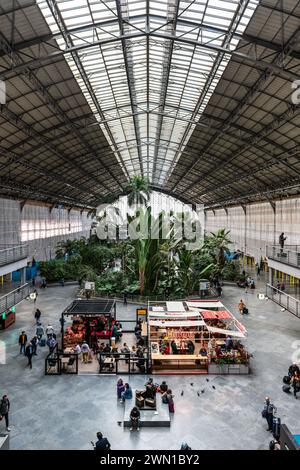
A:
143,384,156,400
117,378,125,399
160,381,168,394
164,342,170,355
73,344,81,355
171,340,178,354
290,371,300,399
121,343,130,362
199,346,207,357
130,406,140,432
103,343,111,355
225,335,233,351
120,383,133,403
187,340,195,354
288,362,300,377
161,389,174,412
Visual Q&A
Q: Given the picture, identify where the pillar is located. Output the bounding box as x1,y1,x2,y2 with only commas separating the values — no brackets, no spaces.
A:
21,267,26,285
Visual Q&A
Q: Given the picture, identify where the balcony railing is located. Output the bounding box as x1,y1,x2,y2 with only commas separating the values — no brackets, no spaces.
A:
0,283,32,312
266,283,300,319
0,244,28,267
266,245,300,269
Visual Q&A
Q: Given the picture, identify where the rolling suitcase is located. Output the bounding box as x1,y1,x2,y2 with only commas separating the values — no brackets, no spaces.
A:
282,384,291,393
272,417,281,439
283,375,290,384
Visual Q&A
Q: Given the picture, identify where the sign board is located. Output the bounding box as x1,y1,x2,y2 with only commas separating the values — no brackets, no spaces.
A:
200,281,209,291
85,281,95,291
136,308,147,316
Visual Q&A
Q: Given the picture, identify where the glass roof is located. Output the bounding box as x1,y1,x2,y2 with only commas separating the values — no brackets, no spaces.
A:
37,0,258,185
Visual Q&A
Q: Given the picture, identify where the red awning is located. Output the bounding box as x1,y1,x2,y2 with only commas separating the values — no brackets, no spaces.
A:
201,310,232,320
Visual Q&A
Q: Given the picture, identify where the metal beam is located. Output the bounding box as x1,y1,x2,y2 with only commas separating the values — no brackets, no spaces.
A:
170,26,300,192
1,29,299,82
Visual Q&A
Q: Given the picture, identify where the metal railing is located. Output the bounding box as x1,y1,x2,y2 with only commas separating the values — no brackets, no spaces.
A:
266,283,300,319
266,245,300,269
0,283,31,312
0,244,28,267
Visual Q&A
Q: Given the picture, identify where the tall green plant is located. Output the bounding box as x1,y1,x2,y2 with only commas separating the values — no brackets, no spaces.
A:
126,175,150,207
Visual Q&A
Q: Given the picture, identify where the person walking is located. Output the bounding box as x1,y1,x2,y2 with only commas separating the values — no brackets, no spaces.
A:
238,299,246,315
263,397,276,432
36,324,44,341
256,264,261,278
0,395,10,432
18,331,27,355
47,336,57,355
25,342,34,369
81,341,90,364
31,336,38,356
123,291,128,306
34,308,41,324
94,432,111,451
46,324,54,339
279,232,287,252
33,288,38,304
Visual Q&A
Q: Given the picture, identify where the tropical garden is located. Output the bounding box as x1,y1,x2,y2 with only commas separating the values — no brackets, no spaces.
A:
40,176,242,298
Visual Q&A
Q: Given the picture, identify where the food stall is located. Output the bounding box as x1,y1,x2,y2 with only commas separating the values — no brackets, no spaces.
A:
148,300,249,375
61,299,116,350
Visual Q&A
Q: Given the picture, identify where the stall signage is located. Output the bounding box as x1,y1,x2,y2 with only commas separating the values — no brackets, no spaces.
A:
172,331,194,339
137,308,147,316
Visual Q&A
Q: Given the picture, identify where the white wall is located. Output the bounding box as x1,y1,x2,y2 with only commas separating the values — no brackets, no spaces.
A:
0,198,92,261
205,197,300,261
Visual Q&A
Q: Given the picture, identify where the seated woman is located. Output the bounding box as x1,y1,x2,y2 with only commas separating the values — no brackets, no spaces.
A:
171,340,178,354
199,346,207,357
161,389,175,412
187,340,195,354
130,406,140,432
117,378,125,399
160,381,168,394
120,383,133,403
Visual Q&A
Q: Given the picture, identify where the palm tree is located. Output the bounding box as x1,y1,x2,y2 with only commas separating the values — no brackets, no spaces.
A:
126,175,150,207
203,228,232,275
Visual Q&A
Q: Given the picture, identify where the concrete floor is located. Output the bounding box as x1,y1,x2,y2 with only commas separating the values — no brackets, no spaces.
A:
0,279,300,450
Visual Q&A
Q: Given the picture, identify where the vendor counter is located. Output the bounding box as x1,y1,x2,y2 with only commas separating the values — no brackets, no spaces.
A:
152,353,208,371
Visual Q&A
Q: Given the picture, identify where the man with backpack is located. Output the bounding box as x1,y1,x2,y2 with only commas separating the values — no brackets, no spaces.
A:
0,395,10,432
262,397,277,432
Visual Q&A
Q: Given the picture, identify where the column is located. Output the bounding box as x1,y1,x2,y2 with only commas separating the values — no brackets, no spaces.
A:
21,267,26,285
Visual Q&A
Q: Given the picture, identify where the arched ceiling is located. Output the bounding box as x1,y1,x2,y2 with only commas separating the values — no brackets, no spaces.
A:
0,0,300,210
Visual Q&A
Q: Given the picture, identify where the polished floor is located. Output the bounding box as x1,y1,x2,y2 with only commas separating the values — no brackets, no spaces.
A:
0,278,300,450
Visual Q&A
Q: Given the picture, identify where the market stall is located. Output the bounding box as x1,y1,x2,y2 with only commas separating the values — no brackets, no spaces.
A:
148,300,249,374
61,299,116,350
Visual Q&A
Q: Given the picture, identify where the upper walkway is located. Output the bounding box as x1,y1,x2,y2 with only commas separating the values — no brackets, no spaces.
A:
266,245,300,270
0,244,28,268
